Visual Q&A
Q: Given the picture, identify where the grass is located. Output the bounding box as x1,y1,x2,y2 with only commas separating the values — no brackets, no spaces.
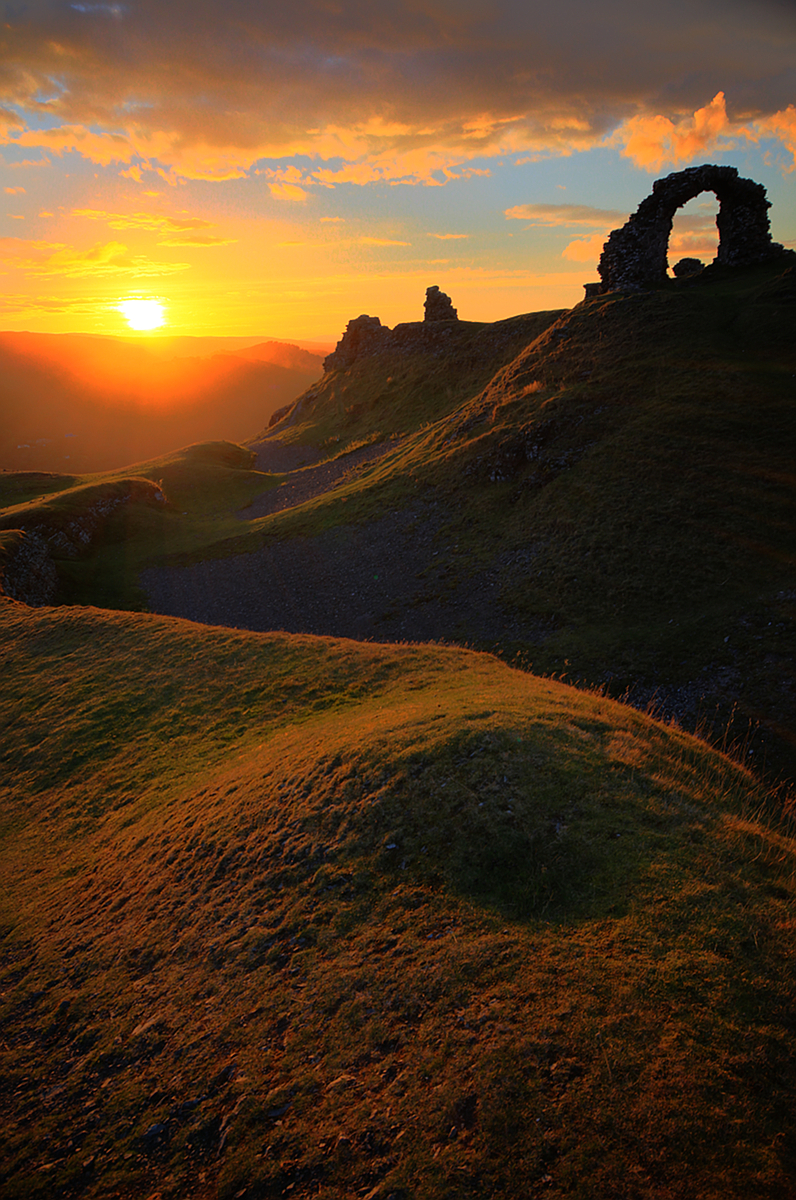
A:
3,264,792,782
0,441,278,609
2,598,796,1198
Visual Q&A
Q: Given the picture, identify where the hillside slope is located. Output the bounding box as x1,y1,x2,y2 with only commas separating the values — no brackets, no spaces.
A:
134,260,796,786
2,598,796,1199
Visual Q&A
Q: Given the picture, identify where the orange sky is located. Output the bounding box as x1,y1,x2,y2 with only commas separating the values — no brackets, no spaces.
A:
1,2,794,340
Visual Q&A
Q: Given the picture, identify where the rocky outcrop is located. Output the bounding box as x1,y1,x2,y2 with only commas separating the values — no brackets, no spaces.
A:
1,530,59,605
322,288,461,374
323,315,390,372
591,164,786,294
0,479,164,606
424,286,458,322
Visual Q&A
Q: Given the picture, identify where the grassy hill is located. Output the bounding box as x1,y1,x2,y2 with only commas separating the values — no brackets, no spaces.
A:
2,597,796,1199
2,259,796,1197
29,257,785,786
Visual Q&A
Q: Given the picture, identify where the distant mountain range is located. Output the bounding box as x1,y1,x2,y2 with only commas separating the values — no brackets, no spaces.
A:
0,331,329,473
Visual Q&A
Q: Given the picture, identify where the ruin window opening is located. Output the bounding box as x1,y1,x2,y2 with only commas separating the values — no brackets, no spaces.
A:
668,193,719,276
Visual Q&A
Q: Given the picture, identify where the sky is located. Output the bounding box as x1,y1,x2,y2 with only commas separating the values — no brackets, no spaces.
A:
1,0,794,341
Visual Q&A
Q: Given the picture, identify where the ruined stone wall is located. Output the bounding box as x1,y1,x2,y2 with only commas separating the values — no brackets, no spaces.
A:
323,286,462,373
595,164,785,294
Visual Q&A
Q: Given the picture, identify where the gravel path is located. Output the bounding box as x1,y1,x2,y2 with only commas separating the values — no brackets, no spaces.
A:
140,495,542,646
240,440,404,520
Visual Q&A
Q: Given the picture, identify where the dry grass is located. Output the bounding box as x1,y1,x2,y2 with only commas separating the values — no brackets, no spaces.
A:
2,599,796,1198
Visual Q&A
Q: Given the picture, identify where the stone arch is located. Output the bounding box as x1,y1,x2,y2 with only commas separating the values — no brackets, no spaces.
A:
595,164,784,293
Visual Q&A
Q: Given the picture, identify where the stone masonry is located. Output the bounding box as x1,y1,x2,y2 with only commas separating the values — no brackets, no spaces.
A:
590,164,785,295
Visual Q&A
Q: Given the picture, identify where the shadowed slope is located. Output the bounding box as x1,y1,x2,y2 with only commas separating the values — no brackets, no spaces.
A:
138,261,796,784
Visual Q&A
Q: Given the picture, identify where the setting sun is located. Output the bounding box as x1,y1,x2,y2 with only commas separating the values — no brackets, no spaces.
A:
118,298,166,331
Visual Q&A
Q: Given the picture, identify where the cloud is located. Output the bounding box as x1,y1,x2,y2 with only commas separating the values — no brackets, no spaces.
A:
505,203,625,227
268,181,308,202
428,232,469,240
71,207,237,245
358,237,411,247
4,186,25,194
0,237,190,276
612,92,732,171
0,2,794,182
0,292,113,315
562,232,607,262
748,104,796,172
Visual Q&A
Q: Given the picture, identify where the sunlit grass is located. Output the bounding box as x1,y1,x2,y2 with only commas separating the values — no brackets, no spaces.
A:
2,599,795,1197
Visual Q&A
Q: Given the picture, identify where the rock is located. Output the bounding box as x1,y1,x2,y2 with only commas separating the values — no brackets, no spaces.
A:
323,315,389,371
672,257,704,278
140,1121,171,1150
594,164,786,293
424,285,458,322
208,1062,237,1094
0,530,59,605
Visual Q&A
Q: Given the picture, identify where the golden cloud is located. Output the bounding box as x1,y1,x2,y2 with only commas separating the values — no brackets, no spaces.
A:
505,203,625,227
0,4,794,183
359,237,411,247
268,181,308,202
71,208,236,245
612,93,731,172
0,292,113,315
562,232,606,263
0,237,190,277
749,105,796,173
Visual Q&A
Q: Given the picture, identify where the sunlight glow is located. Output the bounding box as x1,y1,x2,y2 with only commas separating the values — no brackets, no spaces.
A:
118,298,166,331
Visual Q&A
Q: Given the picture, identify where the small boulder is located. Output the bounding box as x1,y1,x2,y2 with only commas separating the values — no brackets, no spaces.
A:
672,257,704,278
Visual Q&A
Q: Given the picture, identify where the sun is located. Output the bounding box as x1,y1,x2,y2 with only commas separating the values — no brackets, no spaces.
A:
118,298,166,331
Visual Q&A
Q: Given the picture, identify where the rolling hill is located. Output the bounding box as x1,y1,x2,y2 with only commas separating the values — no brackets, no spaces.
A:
1,598,795,1199
2,257,796,1198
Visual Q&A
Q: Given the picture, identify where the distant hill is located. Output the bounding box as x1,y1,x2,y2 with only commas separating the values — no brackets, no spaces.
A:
0,332,325,473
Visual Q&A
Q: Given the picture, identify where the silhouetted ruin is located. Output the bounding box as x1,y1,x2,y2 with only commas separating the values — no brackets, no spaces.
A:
424,285,458,322
586,164,786,296
323,287,462,372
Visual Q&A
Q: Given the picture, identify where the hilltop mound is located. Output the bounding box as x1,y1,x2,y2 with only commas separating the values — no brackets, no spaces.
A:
2,599,796,1199
134,261,796,786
